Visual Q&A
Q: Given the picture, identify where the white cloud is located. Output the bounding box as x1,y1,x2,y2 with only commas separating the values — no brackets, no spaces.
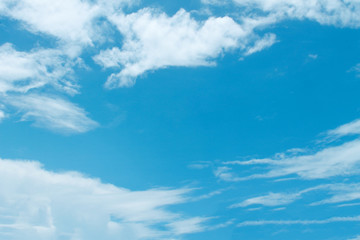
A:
217,118,360,181
244,33,277,56
223,139,360,180
95,8,253,88
0,0,98,48
232,0,360,28
311,183,360,206
0,43,77,95
231,192,302,208
232,183,360,208
0,44,99,133
166,217,210,235
328,118,360,137
237,215,360,227
0,158,207,240
6,94,98,133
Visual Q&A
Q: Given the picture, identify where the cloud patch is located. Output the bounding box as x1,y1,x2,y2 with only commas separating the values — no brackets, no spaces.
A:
6,94,98,133
95,8,249,88
0,158,207,240
216,119,360,181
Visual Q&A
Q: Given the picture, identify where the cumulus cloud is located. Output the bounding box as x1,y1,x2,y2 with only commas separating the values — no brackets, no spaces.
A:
0,158,207,240
1,0,360,132
95,8,258,88
0,0,98,50
6,94,98,133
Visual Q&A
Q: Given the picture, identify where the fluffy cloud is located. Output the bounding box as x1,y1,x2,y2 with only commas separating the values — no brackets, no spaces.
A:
0,158,207,240
95,8,260,88
0,0,135,56
0,0,98,49
6,94,98,133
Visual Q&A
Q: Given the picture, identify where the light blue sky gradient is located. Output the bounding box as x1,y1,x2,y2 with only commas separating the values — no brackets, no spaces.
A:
1,0,360,239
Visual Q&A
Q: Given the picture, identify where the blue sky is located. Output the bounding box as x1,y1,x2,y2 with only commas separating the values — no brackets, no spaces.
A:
1,0,360,239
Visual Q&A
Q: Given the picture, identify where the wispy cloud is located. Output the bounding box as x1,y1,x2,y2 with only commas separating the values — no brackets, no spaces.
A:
216,119,360,181
0,158,208,240
231,192,303,208
6,94,98,133
231,183,360,208
238,215,360,227
166,217,210,235
328,118,360,137
0,43,77,95
244,33,277,56
231,0,360,28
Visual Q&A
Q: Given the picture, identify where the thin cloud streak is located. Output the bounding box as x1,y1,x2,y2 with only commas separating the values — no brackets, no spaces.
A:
238,215,360,227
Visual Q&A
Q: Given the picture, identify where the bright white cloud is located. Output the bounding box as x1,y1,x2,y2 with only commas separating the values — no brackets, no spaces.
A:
6,94,98,133
0,0,136,57
0,43,77,95
0,44,98,133
0,158,207,240
231,192,301,208
95,8,252,88
0,0,97,47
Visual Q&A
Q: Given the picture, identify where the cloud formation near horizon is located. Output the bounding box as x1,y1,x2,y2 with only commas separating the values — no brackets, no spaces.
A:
0,158,208,240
